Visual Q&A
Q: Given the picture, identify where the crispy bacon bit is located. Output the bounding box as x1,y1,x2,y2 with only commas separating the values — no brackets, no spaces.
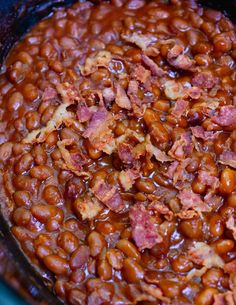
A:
92,179,124,212
172,99,188,118
146,143,173,162
117,142,134,164
167,158,192,184
178,189,211,212
213,292,236,305
219,151,236,168
141,282,170,303
115,83,131,110
56,82,79,104
83,108,114,151
164,80,186,100
42,87,57,101
102,87,115,103
57,139,90,177
191,126,218,140
226,216,236,241
74,196,103,220
177,210,198,219
129,203,163,251
212,106,236,127
198,170,220,190
192,72,219,89
167,44,195,71
122,32,157,50
141,54,167,77
168,132,193,161
131,65,151,83
188,86,202,99
77,105,94,123
119,169,140,191
188,242,224,268
79,51,112,76
149,201,173,221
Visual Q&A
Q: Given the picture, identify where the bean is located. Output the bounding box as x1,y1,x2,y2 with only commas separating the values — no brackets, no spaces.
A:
220,168,236,194
25,111,40,130
88,231,107,257
202,268,223,287
150,121,169,143
32,145,47,165
106,249,123,270
43,185,61,205
30,165,53,180
0,142,13,162
36,245,52,259
209,214,224,237
12,207,31,226
57,231,79,254
97,259,112,280
159,279,181,298
179,218,203,239
14,153,33,175
7,92,23,112
214,239,235,254
13,175,39,193
123,258,144,283
70,245,90,269
171,254,193,273
43,254,69,275
70,269,85,283
68,289,86,305
31,205,63,223
13,191,31,207
17,51,33,65
116,239,141,261
23,84,39,102
135,178,156,194
195,287,218,305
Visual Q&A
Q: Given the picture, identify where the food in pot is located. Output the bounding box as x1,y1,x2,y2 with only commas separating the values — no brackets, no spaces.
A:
0,0,236,304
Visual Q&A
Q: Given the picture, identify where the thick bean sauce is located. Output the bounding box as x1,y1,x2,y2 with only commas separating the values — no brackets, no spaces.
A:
0,0,236,304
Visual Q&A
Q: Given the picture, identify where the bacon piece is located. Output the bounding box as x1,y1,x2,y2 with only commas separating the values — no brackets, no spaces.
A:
115,83,131,110
127,79,146,117
77,105,94,123
149,201,173,221
164,80,186,100
212,106,236,127
188,242,224,268
141,54,167,77
166,158,192,185
213,292,236,305
167,44,195,71
192,72,219,89
178,189,211,212
83,108,114,151
92,179,124,212
188,86,202,99
177,210,198,219
74,196,103,220
140,282,170,303
57,139,90,178
131,65,151,83
122,32,157,50
172,99,188,118
168,132,193,161
79,51,112,76
117,142,134,164
198,170,220,190
219,151,236,168
191,126,218,140
119,169,140,191
42,87,57,101
102,87,115,103
129,203,163,251
146,143,173,162
226,215,236,241
23,83,78,144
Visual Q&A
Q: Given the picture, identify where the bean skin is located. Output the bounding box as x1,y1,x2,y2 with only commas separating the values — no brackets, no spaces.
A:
43,255,69,275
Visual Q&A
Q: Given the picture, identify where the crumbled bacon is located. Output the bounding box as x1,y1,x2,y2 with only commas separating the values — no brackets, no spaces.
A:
198,170,220,190
79,51,112,76
115,83,131,110
226,216,236,241
140,282,170,303
92,179,124,212
168,132,193,160
83,108,114,151
141,54,167,77
74,196,103,220
146,143,173,162
212,106,236,127
121,32,157,50
225,259,236,274
102,87,115,103
192,72,219,89
149,200,173,221
219,151,236,168
178,189,211,212
57,139,90,177
131,65,151,83
117,142,134,164
164,80,186,100
191,126,218,140
129,203,163,251
119,169,140,191
188,242,224,268
77,105,95,123
42,87,57,101
166,158,192,184
167,44,195,71
171,99,188,118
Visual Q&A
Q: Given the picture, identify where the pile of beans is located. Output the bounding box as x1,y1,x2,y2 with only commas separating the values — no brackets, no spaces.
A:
0,0,235,304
